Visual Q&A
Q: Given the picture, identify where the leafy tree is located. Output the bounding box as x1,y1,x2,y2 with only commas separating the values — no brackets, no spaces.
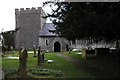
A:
43,2,120,42
2,30,15,51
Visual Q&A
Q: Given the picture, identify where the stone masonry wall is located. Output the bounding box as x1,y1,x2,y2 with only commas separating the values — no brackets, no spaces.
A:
15,7,46,49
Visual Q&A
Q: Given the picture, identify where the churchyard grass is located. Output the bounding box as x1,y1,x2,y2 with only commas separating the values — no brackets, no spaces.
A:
62,51,120,77
2,51,94,78
62,51,82,61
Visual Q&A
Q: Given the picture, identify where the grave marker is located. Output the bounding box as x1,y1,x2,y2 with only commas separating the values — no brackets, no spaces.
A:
82,49,86,59
41,52,44,63
33,48,36,57
38,47,42,66
18,49,28,78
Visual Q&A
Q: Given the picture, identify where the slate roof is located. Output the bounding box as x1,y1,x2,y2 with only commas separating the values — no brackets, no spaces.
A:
39,23,57,37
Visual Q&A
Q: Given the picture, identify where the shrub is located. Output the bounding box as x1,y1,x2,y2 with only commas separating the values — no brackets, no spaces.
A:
28,68,63,77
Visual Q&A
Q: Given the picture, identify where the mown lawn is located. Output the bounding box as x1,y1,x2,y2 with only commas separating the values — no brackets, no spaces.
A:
2,51,95,78
62,51,120,77
61,51,83,61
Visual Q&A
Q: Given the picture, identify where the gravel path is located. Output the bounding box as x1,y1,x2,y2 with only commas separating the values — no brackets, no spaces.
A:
55,53,117,78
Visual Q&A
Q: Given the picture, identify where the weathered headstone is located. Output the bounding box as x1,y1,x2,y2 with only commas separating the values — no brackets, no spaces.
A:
115,40,120,61
33,48,36,57
18,49,28,78
38,47,41,66
82,49,87,59
115,40,120,50
19,48,22,55
41,52,44,63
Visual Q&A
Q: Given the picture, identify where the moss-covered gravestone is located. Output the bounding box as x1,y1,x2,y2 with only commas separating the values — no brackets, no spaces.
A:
82,49,87,59
18,49,28,78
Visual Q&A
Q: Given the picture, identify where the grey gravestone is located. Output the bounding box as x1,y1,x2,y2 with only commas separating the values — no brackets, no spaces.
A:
41,52,44,63
33,48,36,57
115,40,120,61
19,48,22,55
38,47,41,66
115,40,120,50
18,49,28,78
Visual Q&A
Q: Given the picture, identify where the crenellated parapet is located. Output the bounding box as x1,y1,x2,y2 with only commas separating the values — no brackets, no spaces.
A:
15,7,42,15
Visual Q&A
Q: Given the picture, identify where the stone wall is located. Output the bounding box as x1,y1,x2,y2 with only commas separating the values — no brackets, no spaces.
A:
39,37,56,51
70,39,115,50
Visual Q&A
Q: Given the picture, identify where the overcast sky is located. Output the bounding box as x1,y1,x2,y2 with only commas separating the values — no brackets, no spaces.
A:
0,0,118,32
0,0,52,32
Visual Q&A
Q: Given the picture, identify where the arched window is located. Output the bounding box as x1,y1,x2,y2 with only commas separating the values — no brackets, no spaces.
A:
45,38,49,46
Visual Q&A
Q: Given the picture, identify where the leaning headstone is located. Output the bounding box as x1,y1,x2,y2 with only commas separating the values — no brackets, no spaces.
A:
38,47,41,66
18,49,28,78
33,48,36,57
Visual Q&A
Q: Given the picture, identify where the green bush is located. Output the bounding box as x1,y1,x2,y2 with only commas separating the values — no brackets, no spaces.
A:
28,68,63,77
3,67,63,78
2,67,18,78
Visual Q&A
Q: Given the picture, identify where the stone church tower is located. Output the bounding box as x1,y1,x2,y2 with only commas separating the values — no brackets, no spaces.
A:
15,7,46,49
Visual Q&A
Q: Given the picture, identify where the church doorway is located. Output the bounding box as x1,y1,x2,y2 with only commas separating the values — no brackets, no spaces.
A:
54,41,61,52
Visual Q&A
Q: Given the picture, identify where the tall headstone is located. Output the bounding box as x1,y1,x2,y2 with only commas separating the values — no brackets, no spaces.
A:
18,49,28,78
41,52,44,63
33,48,36,57
82,49,87,59
38,47,41,66
19,47,23,55
115,40,120,50
115,40,120,61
